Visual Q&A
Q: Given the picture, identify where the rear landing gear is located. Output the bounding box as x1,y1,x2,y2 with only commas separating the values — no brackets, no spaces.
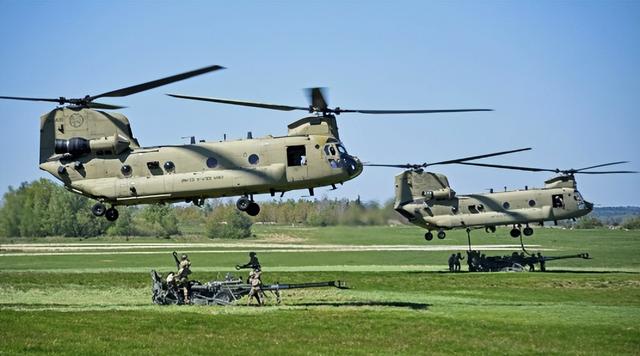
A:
510,225,521,238
92,203,119,221
437,230,446,239
92,203,106,217
105,207,119,222
523,225,534,236
236,196,260,216
424,231,433,241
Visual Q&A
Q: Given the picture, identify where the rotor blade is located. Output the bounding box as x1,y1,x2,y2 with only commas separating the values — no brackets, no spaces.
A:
426,148,532,166
167,94,309,111
457,162,557,172
363,163,418,169
574,161,629,172
91,65,225,100
306,87,328,111
87,102,127,110
575,170,638,174
344,108,493,114
0,95,65,104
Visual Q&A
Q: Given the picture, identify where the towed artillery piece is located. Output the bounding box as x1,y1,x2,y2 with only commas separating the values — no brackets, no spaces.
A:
467,251,591,272
151,270,347,306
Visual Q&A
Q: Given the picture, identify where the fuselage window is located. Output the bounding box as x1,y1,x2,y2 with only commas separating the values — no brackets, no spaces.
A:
552,194,564,208
121,164,132,177
206,157,218,168
503,202,510,209
468,205,479,214
528,199,536,207
164,161,175,172
248,154,260,165
287,145,307,166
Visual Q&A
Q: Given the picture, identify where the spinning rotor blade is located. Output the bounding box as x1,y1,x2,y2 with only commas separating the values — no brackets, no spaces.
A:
459,161,637,175
166,94,308,111
0,95,65,104
0,65,224,109
306,87,329,112
574,161,629,172
169,85,492,115
87,102,127,110
91,65,225,100
364,148,531,170
345,108,493,114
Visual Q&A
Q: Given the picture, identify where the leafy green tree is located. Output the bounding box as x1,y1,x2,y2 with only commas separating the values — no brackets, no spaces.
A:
140,204,180,238
575,216,604,229
206,209,252,239
622,216,640,230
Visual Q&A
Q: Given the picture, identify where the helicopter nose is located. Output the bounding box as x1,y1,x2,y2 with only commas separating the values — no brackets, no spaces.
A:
584,201,594,211
344,155,363,178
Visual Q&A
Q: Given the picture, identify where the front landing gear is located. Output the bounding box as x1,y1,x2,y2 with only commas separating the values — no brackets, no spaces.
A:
236,196,260,216
92,203,106,217
92,203,119,221
424,231,433,241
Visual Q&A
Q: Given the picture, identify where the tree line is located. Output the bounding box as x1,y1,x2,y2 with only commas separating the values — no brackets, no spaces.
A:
1,179,638,238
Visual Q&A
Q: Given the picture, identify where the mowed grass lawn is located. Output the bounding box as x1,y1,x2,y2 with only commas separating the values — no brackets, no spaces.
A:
0,226,639,355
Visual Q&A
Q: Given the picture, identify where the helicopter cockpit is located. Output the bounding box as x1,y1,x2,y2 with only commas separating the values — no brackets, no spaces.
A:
323,141,361,177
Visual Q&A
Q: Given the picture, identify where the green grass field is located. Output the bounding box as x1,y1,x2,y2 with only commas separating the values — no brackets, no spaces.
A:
1,226,639,355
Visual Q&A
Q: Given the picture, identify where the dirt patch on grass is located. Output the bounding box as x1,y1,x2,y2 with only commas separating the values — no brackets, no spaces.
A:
257,234,306,243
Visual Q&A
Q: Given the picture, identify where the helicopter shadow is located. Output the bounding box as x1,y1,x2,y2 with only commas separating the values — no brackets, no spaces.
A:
293,301,430,310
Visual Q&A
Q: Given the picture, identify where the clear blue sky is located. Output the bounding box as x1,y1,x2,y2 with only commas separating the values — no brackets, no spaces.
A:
0,0,638,206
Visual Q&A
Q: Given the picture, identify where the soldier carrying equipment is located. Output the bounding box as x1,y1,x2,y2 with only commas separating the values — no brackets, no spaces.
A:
172,251,192,303
236,252,261,271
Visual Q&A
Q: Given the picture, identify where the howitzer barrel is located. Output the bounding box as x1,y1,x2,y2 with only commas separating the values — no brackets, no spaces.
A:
263,280,347,291
543,253,591,261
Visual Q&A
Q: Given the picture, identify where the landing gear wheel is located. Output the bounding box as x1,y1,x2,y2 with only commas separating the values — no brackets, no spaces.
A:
523,227,534,236
92,203,106,217
510,228,521,238
485,226,496,233
437,230,446,239
424,232,433,241
246,202,260,216
236,197,251,211
105,207,119,221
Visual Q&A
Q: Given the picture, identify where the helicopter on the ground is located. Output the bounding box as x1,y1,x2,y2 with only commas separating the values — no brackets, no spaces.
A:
366,149,636,240
0,65,490,221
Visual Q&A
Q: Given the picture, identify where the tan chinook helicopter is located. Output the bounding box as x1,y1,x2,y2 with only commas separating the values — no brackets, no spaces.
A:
1,65,490,221
366,149,636,240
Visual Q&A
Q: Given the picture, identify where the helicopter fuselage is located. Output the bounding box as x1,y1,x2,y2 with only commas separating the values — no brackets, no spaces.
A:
38,108,363,206
394,171,594,235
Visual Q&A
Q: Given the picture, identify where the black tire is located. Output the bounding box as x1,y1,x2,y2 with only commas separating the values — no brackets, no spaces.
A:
510,228,521,238
424,232,433,241
523,227,534,236
92,203,106,217
105,207,119,221
437,231,446,239
236,197,251,211
246,202,260,216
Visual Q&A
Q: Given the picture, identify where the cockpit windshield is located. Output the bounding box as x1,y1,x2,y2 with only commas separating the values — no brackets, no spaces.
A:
574,191,586,209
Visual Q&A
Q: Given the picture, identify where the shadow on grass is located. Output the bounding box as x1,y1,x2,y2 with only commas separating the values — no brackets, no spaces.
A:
293,301,430,310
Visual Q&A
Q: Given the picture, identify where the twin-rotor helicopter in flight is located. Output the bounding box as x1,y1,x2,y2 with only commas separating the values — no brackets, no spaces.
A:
0,65,490,221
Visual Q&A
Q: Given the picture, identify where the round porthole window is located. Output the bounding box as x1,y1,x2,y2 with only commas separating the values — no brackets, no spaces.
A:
451,206,458,214
164,161,175,171
528,199,536,207
248,154,259,165
503,202,510,209
121,164,132,177
206,157,218,168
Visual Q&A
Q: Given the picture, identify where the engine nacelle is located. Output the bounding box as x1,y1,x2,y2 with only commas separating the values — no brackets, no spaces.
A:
54,134,131,156
423,187,456,200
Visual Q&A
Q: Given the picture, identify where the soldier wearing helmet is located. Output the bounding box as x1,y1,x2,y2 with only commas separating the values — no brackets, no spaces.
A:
176,253,192,304
236,251,261,271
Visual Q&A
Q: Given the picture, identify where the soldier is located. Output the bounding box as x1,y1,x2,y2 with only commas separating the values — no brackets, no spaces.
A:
448,254,455,272
454,252,465,272
246,269,263,306
176,254,192,304
236,251,261,271
537,252,546,272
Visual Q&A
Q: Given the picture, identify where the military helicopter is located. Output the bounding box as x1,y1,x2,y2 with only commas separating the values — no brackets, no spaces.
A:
0,65,490,221
366,150,636,240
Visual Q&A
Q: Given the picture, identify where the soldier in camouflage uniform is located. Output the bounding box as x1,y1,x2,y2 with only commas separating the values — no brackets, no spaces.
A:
246,269,263,306
176,254,192,304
